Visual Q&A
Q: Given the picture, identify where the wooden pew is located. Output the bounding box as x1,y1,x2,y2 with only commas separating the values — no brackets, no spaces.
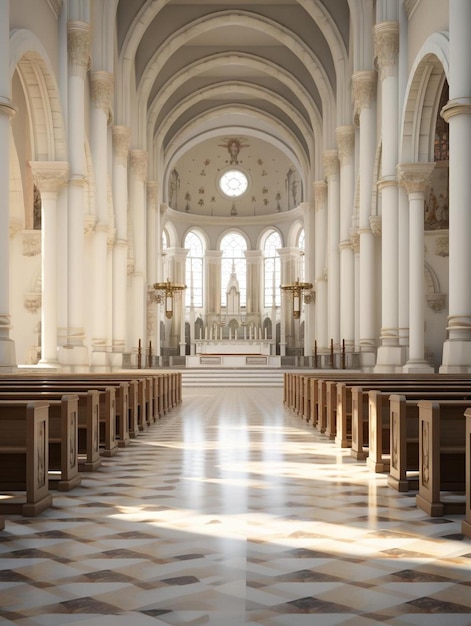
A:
0,390,101,472
349,381,471,462
462,408,471,539
0,384,118,457
0,400,53,516
416,399,468,517
385,393,468,492
40,394,81,492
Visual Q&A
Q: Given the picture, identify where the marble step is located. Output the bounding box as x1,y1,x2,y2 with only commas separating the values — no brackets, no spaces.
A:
181,368,285,387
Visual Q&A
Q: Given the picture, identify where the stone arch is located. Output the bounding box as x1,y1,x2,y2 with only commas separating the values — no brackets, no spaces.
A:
400,32,449,164
10,29,67,161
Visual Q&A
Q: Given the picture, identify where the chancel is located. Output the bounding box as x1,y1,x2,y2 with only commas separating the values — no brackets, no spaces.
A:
1,1,471,623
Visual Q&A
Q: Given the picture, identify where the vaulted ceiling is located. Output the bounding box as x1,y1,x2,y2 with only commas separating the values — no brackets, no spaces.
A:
116,0,351,217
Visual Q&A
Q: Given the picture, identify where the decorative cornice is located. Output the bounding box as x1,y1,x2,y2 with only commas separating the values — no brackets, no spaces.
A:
67,21,91,78
130,150,148,182
397,162,435,195
336,126,355,164
30,161,70,194
374,21,399,80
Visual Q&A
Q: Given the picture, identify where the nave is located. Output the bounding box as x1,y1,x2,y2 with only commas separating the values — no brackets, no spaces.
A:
1,387,471,626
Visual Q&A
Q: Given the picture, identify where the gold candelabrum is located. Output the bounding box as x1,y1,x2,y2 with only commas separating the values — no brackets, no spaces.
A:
152,279,186,319
280,278,314,319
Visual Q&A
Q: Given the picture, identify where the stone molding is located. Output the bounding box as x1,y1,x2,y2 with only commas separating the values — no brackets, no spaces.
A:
0,98,17,120
9,217,23,239
441,98,471,123
374,22,399,80
46,0,63,18
67,21,91,78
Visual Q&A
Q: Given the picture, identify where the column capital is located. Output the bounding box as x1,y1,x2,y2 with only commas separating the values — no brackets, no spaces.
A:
336,126,355,164
205,249,223,264
313,180,327,208
397,162,435,194
323,150,339,178
112,125,131,166
30,161,70,194
67,20,91,78
369,215,382,237
374,21,399,81
441,98,471,123
130,149,148,182
352,71,376,123
245,250,263,263
147,181,159,206
91,71,114,122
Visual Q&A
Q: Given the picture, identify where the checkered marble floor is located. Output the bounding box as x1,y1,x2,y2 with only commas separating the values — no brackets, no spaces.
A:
1,386,471,626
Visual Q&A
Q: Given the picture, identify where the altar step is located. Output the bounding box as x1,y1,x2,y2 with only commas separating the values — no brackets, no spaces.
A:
181,368,285,387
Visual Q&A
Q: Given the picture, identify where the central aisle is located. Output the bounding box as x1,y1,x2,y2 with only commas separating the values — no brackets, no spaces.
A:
1,387,470,625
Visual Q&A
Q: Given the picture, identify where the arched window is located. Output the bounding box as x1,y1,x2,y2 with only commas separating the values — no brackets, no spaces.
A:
297,228,305,281
263,230,282,307
220,232,247,308
184,231,204,307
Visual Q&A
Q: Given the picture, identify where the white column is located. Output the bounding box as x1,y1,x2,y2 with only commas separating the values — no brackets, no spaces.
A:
440,0,471,372
398,163,435,372
90,71,113,370
245,250,263,319
31,162,70,366
314,181,328,351
303,200,316,356
397,184,409,349
204,250,223,323
278,247,300,355
337,126,355,350
59,20,91,370
129,149,148,350
164,248,188,355
353,71,377,367
0,0,16,369
323,150,341,348
146,181,159,356
374,21,404,372
110,125,130,367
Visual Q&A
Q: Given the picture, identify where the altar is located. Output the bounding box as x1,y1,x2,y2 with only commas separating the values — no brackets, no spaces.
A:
186,338,281,368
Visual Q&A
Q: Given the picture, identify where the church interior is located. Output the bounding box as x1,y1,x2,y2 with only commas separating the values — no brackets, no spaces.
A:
1,0,471,623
